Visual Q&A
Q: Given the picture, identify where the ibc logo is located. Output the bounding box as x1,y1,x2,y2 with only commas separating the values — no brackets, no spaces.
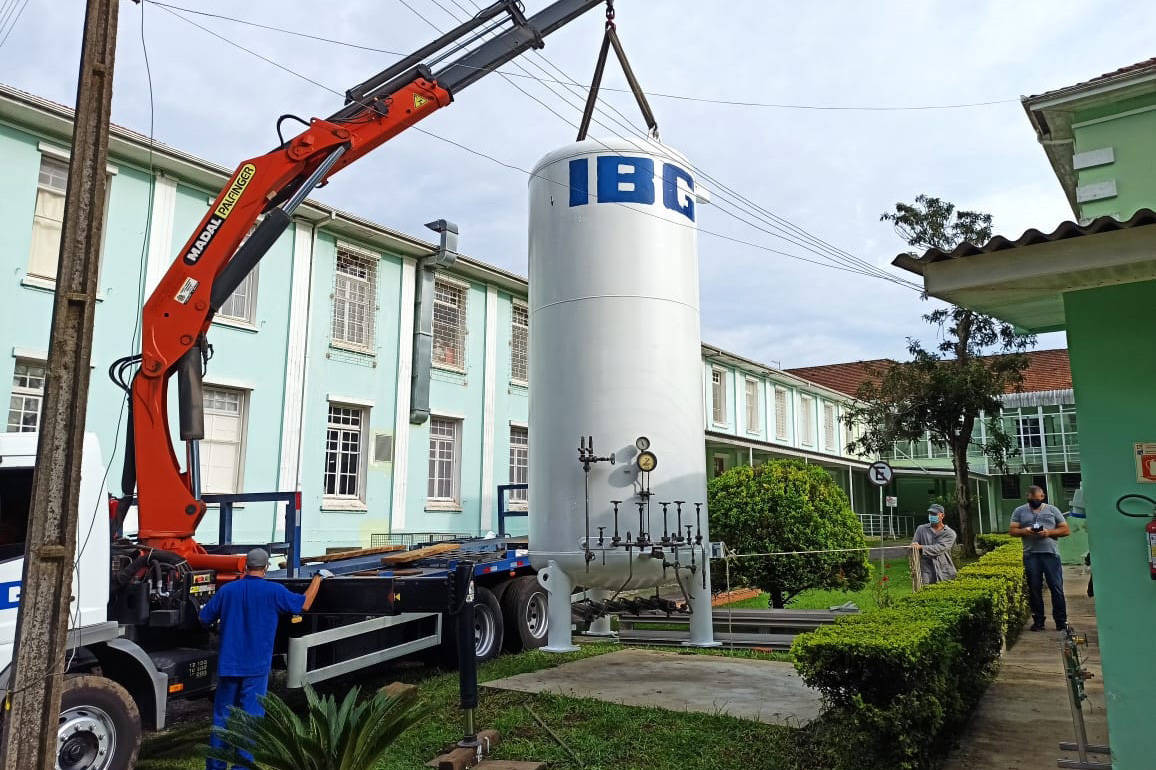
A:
568,155,696,222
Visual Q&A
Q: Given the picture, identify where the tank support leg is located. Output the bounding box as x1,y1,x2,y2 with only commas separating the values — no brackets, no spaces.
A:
585,588,617,637
539,561,580,653
683,552,720,648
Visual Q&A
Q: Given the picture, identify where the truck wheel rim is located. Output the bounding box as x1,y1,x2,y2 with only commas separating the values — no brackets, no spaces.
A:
58,705,116,770
475,606,497,657
526,591,548,639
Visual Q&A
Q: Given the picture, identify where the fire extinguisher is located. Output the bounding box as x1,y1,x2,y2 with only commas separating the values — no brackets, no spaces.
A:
1116,494,1156,579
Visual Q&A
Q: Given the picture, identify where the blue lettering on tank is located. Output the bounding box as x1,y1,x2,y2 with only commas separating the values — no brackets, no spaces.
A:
568,158,589,207
597,156,655,205
0,580,20,610
663,163,695,222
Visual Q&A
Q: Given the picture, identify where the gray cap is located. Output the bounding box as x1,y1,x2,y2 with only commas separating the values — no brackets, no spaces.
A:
246,548,270,570
927,504,945,515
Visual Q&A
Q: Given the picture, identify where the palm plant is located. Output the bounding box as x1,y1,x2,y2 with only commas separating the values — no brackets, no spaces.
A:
206,683,428,770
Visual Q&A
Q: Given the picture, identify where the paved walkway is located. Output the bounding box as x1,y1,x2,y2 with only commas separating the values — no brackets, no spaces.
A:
944,566,1110,769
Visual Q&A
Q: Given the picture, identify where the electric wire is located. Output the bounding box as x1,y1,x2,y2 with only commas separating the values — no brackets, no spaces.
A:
0,0,31,51
143,0,1016,112
152,2,924,285
434,0,921,290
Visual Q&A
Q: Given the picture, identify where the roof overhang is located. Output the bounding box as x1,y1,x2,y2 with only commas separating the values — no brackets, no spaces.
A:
704,431,871,469
894,221,1156,333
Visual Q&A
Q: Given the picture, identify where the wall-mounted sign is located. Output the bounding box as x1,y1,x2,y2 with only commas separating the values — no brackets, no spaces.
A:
1135,442,1156,483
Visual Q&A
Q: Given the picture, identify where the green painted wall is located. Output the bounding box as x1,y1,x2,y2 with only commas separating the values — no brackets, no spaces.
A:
1064,279,1156,770
1073,92,1156,221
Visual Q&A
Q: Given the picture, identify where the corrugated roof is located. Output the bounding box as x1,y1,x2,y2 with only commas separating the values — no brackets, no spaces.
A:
787,349,1072,398
1026,57,1156,102
892,208,1156,275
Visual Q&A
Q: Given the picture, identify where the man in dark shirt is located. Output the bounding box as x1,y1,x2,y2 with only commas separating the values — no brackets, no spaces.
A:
1010,485,1070,631
200,548,323,770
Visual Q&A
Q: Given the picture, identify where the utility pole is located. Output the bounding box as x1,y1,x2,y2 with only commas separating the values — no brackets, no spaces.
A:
0,0,119,766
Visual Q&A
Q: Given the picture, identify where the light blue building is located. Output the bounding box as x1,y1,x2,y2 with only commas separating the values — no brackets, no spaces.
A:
1,83,869,554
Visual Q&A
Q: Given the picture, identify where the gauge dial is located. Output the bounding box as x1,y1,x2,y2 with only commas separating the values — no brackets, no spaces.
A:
635,436,651,451
636,450,658,473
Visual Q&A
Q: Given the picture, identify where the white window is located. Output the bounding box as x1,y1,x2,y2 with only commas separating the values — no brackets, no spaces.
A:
200,387,247,493
433,280,467,370
711,369,726,425
774,387,789,441
511,303,528,383
324,404,366,499
427,416,462,505
332,247,376,350
823,402,837,452
509,426,528,504
28,156,68,279
745,378,760,434
7,360,46,432
799,394,815,446
217,265,258,323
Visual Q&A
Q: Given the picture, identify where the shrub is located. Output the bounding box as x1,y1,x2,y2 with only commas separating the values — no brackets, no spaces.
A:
792,541,1025,768
708,460,869,607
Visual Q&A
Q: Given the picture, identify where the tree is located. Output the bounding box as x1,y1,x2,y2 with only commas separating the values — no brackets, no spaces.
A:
708,460,869,608
844,195,1034,557
207,683,428,770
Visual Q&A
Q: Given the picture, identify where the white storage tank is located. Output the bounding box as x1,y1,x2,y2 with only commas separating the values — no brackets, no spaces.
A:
527,137,716,650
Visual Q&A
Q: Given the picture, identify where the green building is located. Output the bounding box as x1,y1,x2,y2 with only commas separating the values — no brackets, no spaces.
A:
894,57,1156,770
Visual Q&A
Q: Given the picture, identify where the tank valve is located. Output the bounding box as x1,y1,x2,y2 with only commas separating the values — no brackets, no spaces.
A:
674,501,686,542
660,502,671,544
610,500,622,545
597,526,606,546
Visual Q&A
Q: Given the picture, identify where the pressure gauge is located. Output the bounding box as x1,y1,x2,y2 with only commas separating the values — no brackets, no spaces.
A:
635,436,651,452
637,450,658,473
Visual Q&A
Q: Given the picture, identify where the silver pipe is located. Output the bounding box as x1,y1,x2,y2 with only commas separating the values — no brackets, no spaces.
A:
187,441,202,499
285,146,347,213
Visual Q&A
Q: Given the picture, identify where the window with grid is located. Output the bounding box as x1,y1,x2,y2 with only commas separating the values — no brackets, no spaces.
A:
1017,416,1042,449
774,387,788,440
200,387,246,493
427,417,461,504
7,360,46,432
799,395,815,446
217,265,258,323
509,426,528,503
28,156,68,279
511,303,528,383
331,248,376,350
433,281,467,370
745,379,760,433
711,369,726,425
823,402,837,451
324,405,365,499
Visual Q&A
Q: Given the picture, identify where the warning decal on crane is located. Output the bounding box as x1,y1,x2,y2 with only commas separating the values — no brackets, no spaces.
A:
413,93,430,109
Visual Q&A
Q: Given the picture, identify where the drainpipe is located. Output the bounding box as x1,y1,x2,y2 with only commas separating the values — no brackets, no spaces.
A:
410,219,459,424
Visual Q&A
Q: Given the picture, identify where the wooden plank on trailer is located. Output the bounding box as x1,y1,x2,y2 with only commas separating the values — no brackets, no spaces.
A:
382,542,462,565
296,544,407,564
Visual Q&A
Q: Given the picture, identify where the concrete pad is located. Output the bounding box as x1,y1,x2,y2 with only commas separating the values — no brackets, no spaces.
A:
474,763,545,770
484,648,822,726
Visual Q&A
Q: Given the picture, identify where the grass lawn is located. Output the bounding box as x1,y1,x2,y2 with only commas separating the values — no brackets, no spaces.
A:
725,557,915,612
138,642,799,770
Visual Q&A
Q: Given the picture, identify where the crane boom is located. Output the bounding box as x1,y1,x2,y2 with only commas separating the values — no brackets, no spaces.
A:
123,0,604,574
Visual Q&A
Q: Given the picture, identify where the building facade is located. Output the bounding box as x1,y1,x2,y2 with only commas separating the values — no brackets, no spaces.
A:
1,83,866,557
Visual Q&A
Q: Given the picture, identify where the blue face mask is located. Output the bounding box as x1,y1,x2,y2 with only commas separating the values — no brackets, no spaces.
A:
928,513,940,524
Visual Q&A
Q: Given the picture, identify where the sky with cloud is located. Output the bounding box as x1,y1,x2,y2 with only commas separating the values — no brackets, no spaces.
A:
3,0,1151,366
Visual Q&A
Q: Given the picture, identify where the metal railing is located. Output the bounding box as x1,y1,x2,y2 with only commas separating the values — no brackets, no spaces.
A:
858,512,916,539
368,531,476,548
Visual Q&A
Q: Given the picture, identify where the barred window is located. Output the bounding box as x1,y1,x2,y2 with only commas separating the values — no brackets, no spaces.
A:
427,417,461,503
324,405,365,499
745,378,760,433
711,369,726,425
511,303,528,383
774,387,788,441
7,360,46,432
433,281,467,369
509,426,528,503
332,248,376,350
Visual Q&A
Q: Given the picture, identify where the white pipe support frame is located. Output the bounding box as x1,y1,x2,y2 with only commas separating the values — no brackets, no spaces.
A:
537,560,580,653
682,552,720,647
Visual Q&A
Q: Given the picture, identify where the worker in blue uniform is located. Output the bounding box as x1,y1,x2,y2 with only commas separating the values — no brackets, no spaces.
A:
200,548,324,770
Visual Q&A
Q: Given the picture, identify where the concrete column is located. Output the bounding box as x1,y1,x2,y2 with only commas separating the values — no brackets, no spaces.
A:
143,172,177,296
390,259,417,532
277,220,314,493
479,286,498,533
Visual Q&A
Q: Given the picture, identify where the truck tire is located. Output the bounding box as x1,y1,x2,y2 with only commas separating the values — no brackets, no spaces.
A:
56,674,141,770
472,586,505,662
501,575,549,652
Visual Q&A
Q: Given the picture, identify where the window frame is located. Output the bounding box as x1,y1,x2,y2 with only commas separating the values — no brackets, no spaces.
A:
510,300,529,385
330,244,378,353
508,425,528,508
744,377,761,435
822,401,837,452
215,264,260,326
426,415,463,509
799,394,816,447
6,359,47,433
433,278,469,373
710,368,727,427
773,385,789,442
323,402,369,508
199,385,249,495
26,150,115,285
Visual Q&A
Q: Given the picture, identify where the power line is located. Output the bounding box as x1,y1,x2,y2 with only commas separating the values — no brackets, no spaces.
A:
0,0,32,51
143,0,1015,113
149,2,920,284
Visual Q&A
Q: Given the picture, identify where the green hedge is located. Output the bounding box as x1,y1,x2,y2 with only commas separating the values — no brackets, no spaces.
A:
792,541,1026,769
